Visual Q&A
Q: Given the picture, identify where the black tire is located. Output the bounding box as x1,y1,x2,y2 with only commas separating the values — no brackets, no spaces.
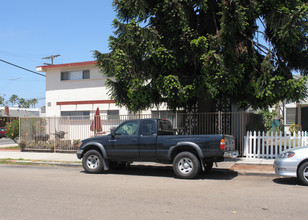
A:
298,162,308,186
82,150,104,173
173,152,200,179
203,162,214,172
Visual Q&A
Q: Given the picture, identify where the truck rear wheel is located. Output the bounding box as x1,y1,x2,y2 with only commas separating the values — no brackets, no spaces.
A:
82,150,104,173
173,152,200,179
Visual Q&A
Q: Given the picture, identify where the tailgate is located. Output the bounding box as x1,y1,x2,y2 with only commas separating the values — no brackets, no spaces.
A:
223,135,238,158
224,135,235,151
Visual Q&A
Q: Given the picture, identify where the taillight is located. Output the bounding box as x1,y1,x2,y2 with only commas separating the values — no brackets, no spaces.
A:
220,138,225,150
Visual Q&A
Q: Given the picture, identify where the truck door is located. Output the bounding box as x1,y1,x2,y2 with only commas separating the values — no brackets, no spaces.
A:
106,120,140,160
139,120,157,159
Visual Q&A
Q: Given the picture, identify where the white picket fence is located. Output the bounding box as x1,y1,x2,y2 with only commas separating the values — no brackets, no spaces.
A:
244,131,308,159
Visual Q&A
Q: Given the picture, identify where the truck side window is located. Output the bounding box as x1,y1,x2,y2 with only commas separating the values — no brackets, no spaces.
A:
158,120,174,135
115,121,139,136
141,121,154,136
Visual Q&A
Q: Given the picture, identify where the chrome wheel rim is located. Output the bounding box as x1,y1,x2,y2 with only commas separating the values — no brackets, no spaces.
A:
178,157,193,174
86,155,100,169
304,166,308,182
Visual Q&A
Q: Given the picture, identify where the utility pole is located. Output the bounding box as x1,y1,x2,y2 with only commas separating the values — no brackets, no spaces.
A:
42,55,61,65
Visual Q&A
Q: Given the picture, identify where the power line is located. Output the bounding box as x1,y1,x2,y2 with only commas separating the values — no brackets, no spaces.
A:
0,59,45,77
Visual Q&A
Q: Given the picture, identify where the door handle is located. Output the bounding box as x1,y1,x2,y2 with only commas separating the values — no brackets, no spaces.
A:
132,139,137,142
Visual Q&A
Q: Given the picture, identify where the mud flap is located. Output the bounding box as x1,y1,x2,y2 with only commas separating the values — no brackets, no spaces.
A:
103,158,109,171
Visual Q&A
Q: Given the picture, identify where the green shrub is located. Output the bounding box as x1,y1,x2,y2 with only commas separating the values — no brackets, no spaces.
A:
60,140,72,149
27,140,35,148
268,127,282,136
48,140,56,151
73,139,81,148
19,140,26,151
5,119,19,140
289,124,301,134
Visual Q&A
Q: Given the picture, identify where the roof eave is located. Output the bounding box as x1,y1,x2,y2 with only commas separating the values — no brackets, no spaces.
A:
36,60,97,72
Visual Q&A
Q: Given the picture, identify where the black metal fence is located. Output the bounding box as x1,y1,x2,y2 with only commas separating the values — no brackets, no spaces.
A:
19,112,262,155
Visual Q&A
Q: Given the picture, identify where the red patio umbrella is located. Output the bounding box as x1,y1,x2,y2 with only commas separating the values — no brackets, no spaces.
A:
90,107,102,134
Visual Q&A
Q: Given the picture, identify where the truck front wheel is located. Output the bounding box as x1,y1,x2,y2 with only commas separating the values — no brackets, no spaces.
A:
173,152,200,179
82,150,104,173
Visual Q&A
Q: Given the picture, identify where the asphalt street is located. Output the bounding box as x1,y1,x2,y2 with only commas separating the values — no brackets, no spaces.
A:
0,164,307,220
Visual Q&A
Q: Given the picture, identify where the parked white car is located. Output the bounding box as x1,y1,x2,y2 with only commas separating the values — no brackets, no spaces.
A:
274,146,308,186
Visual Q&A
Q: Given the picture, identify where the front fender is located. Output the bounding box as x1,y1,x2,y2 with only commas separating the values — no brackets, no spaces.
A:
168,142,204,160
82,142,108,159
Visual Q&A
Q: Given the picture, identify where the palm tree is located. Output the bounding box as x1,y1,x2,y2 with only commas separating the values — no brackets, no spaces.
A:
18,98,29,108
29,98,38,108
9,94,19,106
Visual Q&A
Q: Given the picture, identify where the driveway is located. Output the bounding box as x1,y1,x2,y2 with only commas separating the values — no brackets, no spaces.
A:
0,138,18,148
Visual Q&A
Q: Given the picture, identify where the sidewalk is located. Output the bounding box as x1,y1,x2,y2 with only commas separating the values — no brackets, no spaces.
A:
0,148,276,176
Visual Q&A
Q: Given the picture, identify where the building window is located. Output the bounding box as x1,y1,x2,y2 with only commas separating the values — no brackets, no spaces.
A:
61,70,90,81
107,110,119,120
61,111,90,119
286,108,296,124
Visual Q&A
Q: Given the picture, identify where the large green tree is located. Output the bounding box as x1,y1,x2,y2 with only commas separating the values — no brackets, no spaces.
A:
95,0,308,112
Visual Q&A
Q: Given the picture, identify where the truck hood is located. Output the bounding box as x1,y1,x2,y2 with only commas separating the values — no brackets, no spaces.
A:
82,134,111,143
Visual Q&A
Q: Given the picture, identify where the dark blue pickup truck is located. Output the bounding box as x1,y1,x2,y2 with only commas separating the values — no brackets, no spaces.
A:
77,118,237,179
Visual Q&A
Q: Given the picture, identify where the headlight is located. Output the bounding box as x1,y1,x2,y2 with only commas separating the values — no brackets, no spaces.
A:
278,152,295,159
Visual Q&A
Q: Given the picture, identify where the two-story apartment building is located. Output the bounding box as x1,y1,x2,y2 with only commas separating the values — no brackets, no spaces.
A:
36,60,168,118
36,61,132,118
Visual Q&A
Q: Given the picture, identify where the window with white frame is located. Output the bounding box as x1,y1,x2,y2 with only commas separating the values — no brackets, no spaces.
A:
61,111,90,120
61,70,90,81
107,110,119,120
286,108,296,124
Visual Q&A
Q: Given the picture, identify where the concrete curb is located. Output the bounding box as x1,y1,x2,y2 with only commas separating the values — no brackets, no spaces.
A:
0,159,82,167
25,161,82,167
233,169,276,177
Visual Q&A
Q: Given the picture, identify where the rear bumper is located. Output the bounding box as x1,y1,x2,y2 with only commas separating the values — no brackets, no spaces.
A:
223,151,238,159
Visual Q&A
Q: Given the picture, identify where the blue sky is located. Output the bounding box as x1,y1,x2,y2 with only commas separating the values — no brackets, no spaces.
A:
0,0,116,107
